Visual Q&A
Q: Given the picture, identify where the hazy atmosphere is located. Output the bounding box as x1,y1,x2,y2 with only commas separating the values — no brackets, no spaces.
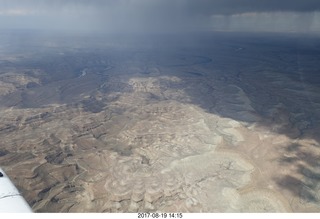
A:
0,0,320,33
1,0,320,214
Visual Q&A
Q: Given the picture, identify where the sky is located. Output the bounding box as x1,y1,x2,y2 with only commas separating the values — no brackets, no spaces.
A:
0,0,320,34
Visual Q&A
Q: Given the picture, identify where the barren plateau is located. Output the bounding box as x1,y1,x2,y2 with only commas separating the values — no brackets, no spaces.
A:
0,32,320,212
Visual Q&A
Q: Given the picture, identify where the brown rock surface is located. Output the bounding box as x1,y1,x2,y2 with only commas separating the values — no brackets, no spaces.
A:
1,32,320,212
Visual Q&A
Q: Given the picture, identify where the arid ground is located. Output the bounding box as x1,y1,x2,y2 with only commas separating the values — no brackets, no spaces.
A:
1,31,320,212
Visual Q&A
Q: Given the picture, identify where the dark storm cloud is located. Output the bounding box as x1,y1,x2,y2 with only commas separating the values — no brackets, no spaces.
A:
181,0,320,15
0,0,320,33
2,0,320,14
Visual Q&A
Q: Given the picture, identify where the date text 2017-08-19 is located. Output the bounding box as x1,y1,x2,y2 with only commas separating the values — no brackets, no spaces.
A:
137,213,183,218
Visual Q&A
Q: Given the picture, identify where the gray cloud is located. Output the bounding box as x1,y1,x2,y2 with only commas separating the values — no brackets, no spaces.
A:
0,0,320,33
2,0,320,13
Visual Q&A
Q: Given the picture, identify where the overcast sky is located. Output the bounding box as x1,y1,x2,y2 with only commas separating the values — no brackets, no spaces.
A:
0,0,320,33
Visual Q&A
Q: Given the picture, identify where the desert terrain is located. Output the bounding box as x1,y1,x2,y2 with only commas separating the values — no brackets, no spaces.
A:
0,31,320,212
